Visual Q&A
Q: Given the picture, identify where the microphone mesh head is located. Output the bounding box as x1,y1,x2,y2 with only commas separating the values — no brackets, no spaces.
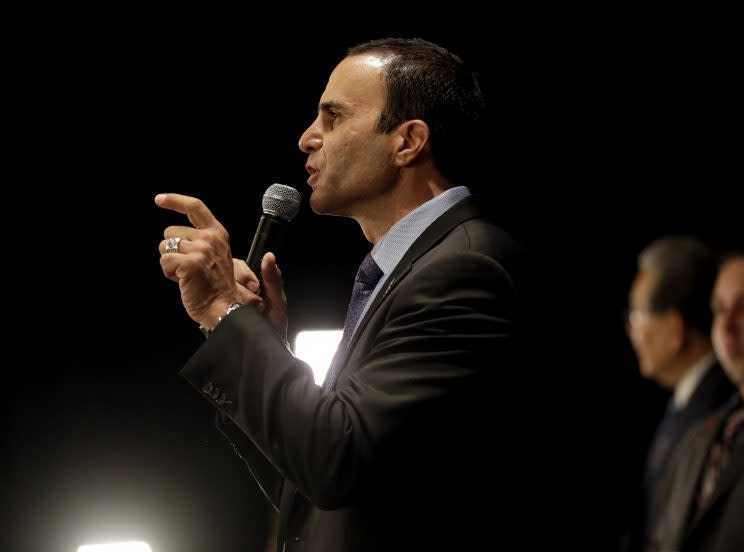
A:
262,183,301,221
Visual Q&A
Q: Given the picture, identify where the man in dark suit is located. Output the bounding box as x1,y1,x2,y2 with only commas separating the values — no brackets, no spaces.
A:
648,252,744,551
156,38,537,551
625,236,734,547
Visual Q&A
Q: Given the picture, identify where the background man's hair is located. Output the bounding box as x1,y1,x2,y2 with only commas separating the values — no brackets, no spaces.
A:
638,235,718,335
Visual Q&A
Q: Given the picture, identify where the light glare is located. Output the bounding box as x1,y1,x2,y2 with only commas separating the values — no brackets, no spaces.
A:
294,329,343,384
77,542,152,552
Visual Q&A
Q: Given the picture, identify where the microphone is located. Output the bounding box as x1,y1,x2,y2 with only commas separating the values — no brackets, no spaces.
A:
246,184,302,283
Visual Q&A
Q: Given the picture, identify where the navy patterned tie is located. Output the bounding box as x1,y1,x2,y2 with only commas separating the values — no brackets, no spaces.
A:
697,405,744,511
322,253,383,392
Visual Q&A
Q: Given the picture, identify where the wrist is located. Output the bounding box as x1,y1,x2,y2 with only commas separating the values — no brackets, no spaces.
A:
204,299,234,329
200,301,243,336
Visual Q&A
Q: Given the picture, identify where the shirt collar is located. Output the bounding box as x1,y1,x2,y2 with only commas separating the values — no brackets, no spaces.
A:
673,351,717,410
370,186,471,277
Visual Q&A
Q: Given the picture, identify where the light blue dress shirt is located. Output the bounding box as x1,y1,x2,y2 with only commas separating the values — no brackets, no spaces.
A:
351,185,471,336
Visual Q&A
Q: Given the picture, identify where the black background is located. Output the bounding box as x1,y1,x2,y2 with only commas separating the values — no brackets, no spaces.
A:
8,10,741,552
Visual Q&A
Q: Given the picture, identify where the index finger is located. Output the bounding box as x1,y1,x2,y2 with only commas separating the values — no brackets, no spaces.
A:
155,193,221,230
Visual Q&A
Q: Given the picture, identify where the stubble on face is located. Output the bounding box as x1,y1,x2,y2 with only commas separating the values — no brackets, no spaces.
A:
304,54,396,218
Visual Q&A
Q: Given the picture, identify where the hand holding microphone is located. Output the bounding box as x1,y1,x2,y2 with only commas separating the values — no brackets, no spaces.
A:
240,184,301,338
156,184,301,335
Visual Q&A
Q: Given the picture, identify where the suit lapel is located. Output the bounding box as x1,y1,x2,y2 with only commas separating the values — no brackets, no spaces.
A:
334,197,484,382
673,419,719,526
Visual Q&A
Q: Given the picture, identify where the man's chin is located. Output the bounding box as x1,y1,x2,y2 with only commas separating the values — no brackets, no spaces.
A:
309,189,352,217
309,189,340,215
309,192,328,215
723,358,744,385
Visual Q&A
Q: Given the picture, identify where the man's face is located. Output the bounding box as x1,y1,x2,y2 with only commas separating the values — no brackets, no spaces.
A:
627,270,680,387
711,258,744,390
298,54,397,217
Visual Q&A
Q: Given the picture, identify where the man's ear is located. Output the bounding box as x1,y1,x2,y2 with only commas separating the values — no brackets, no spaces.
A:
665,309,685,353
392,119,430,167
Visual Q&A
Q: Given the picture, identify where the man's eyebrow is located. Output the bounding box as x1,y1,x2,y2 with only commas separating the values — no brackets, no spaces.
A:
319,101,345,114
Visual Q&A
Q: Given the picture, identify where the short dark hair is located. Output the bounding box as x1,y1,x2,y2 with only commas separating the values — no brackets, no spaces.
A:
638,235,718,335
718,250,744,269
347,38,487,187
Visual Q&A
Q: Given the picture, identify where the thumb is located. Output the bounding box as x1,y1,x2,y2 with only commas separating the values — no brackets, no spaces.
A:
261,252,284,292
260,252,288,339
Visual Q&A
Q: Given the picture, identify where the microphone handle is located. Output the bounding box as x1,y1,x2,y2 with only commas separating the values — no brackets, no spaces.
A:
246,214,288,282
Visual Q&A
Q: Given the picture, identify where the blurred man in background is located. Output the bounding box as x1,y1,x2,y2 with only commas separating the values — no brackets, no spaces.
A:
647,251,744,551
626,236,733,547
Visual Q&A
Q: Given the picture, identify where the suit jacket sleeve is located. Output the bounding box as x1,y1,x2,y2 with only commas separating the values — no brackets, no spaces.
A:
180,250,517,509
213,411,284,511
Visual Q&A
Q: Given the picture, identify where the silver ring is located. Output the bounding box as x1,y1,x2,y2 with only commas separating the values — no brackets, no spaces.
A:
165,236,182,254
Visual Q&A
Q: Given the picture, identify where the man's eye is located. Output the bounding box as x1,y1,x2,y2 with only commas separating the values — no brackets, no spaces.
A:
326,111,340,128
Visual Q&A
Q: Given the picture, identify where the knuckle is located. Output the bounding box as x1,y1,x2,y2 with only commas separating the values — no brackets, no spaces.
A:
190,239,208,254
233,258,249,275
193,251,209,266
202,231,215,246
205,226,228,242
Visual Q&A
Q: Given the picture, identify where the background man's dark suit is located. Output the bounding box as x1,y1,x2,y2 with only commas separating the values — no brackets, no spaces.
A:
648,400,744,552
180,197,543,551
642,363,734,539
647,364,733,483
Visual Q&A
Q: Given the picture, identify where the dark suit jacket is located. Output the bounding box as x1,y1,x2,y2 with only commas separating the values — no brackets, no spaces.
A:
640,363,735,544
181,198,538,551
648,397,744,552
646,362,734,486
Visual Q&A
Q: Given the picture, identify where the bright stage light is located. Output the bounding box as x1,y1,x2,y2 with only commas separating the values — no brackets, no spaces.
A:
77,542,152,552
294,329,343,384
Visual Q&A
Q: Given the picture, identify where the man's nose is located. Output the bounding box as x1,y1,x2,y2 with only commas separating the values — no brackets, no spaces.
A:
299,119,322,153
